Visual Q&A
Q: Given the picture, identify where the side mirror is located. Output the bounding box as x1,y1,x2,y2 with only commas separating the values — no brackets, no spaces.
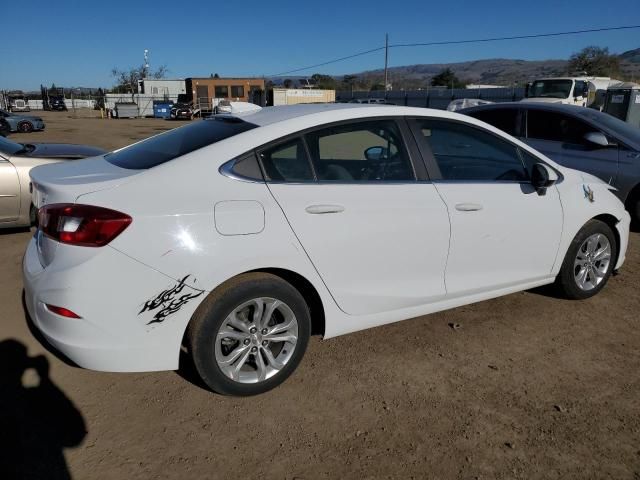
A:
364,146,386,161
531,163,558,195
584,131,610,148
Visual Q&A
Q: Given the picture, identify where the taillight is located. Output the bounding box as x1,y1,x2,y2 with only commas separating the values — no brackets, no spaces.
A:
38,203,132,247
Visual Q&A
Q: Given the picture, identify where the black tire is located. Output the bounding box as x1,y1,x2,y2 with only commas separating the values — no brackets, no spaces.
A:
186,272,311,396
18,121,33,133
30,204,37,227
628,194,640,230
554,219,617,300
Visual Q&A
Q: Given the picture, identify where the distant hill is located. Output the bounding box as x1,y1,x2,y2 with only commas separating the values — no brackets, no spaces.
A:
269,49,640,90
348,50,640,89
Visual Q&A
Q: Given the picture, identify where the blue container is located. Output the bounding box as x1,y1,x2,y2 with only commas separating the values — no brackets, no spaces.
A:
153,101,172,118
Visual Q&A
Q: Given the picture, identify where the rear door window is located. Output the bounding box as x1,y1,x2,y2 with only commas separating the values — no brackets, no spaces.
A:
259,138,315,182
304,120,414,181
527,110,594,145
468,108,519,136
105,117,257,169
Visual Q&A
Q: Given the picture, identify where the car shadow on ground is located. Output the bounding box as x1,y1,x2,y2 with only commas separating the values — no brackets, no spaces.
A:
0,338,86,480
0,226,31,236
176,348,214,393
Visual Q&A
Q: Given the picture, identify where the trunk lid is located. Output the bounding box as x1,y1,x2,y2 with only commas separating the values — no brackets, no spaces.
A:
30,156,141,268
30,156,139,207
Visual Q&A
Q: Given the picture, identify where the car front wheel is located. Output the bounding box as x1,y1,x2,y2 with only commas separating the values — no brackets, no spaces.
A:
187,273,311,396
554,219,617,299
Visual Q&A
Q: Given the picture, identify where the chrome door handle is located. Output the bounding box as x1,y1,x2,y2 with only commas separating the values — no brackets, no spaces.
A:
455,203,483,212
305,204,345,214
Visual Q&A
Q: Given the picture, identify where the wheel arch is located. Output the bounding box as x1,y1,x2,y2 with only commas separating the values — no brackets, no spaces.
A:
246,267,326,337
181,267,326,349
591,213,621,267
623,182,640,223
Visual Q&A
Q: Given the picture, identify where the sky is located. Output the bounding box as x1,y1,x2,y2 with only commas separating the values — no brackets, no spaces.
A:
1,0,639,90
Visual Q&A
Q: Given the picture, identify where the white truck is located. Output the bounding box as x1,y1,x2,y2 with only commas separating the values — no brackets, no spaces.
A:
524,77,621,108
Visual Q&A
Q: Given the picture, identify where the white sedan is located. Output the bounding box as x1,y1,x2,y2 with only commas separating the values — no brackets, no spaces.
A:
23,104,630,396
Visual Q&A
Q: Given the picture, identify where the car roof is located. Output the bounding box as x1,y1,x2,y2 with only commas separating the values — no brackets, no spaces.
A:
224,103,384,126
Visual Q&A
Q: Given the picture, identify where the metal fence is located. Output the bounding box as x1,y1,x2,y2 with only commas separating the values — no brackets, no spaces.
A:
337,87,526,109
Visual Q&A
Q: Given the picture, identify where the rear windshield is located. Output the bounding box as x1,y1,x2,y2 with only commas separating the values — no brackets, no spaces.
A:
105,117,258,169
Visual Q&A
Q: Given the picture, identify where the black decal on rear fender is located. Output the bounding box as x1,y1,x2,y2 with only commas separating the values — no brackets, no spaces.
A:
139,275,204,325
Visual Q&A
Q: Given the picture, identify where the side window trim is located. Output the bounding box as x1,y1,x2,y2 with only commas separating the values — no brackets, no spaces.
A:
256,136,317,183
408,117,531,183
219,152,266,183
302,117,418,183
255,116,424,184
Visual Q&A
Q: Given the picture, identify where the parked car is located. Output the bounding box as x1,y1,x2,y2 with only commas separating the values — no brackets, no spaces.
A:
0,109,45,133
169,102,193,120
0,117,9,137
0,136,106,228
446,98,493,112
49,96,68,111
24,104,630,396
461,102,640,223
349,98,394,105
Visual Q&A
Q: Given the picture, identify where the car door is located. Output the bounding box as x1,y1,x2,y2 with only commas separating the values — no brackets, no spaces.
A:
409,117,563,296
525,109,619,184
262,118,451,316
0,157,20,222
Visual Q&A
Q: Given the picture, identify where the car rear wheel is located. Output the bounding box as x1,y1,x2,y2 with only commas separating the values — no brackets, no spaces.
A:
18,121,33,133
554,220,616,299
186,273,311,396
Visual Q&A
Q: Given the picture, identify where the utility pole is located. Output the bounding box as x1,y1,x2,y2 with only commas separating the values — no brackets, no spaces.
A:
384,33,389,98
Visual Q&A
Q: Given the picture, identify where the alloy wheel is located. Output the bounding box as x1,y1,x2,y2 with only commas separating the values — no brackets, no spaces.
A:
215,297,298,383
573,233,612,291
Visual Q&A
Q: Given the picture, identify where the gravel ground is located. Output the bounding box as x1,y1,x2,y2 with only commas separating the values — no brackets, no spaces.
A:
1,111,639,479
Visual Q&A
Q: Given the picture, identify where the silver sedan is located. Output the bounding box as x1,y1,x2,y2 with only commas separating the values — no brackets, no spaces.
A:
0,136,105,228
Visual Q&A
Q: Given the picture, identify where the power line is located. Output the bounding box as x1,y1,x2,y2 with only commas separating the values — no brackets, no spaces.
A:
270,46,386,77
268,24,640,77
391,25,640,48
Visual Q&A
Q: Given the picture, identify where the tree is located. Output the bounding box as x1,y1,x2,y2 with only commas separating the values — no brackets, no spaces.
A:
111,64,168,94
568,46,620,77
283,78,293,88
369,83,385,91
341,75,358,91
310,73,337,90
430,68,465,89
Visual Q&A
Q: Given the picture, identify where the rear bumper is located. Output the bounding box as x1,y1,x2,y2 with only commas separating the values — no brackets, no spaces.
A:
22,236,202,372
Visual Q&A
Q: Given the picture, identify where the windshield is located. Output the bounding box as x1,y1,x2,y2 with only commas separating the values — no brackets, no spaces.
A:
105,117,258,169
0,136,24,156
529,80,573,99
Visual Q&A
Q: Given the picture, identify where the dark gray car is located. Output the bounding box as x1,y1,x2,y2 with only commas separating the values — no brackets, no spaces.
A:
461,102,640,222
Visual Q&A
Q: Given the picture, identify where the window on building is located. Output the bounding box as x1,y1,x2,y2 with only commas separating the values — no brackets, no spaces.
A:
215,86,229,98
230,86,245,98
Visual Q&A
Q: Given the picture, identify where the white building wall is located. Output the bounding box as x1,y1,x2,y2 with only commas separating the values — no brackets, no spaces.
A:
142,79,186,96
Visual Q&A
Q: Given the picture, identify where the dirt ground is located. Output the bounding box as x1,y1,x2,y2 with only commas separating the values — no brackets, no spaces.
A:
1,110,639,479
